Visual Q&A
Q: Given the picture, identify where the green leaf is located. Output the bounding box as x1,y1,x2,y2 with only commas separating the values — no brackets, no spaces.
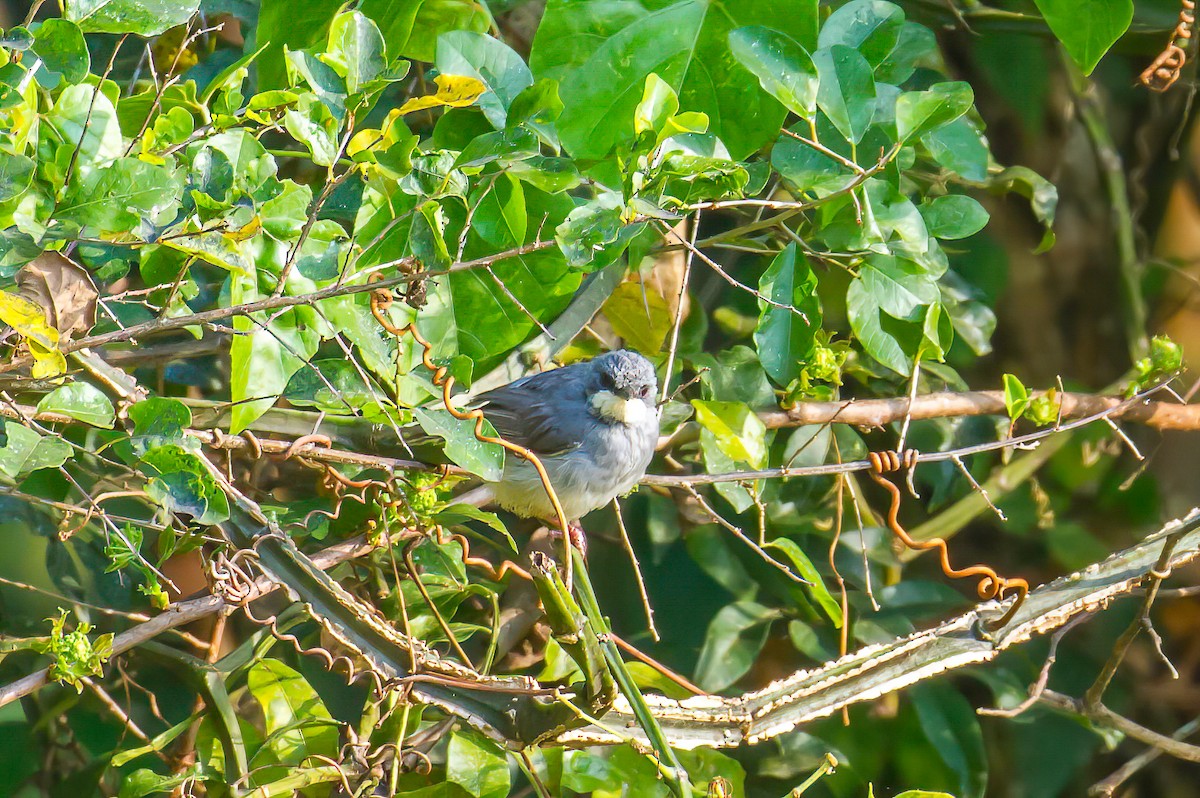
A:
437,31,533,129
36,383,115,428
246,659,338,767
64,0,201,36
412,406,504,481
921,195,989,240
1033,0,1132,75
753,243,821,386
325,10,387,95
896,82,973,143
128,397,192,455
694,600,779,691
229,271,322,433
728,26,818,119
814,45,876,145
1002,373,1029,420
894,793,956,798
446,730,510,798
555,194,640,270
139,445,230,524
0,421,72,477
847,276,918,376
764,537,841,625
119,768,193,797
361,0,490,63
691,400,767,467
817,0,905,67
0,152,35,204
31,18,90,86
58,158,183,234
532,0,820,159
921,117,989,182
911,682,988,798
860,255,939,320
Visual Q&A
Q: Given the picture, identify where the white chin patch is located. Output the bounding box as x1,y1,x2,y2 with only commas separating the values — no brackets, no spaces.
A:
591,390,652,424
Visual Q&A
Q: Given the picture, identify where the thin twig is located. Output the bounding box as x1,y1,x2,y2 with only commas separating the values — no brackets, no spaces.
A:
612,499,659,641
660,213,697,405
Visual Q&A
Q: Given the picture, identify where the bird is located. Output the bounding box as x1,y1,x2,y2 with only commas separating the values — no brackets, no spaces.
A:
464,349,661,526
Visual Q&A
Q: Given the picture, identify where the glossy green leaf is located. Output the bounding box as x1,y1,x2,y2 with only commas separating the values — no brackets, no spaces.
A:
896,82,973,143
860,255,939,319
753,243,821,386
246,659,338,766
1033,0,1132,75
412,407,504,481
129,397,192,450
64,0,199,35
847,276,920,376
691,400,767,467
0,422,72,477
36,383,115,428
325,10,387,94
229,308,322,433
694,600,779,691
447,731,510,798
0,152,35,203
437,31,533,128
921,195,989,240
361,0,490,63
532,0,819,159
139,445,230,524
30,18,90,86
764,537,841,624
728,26,818,119
921,117,989,182
814,45,876,145
818,0,904,66
58,158,183,233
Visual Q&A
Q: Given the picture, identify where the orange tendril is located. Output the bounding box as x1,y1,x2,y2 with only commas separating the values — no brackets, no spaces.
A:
1141,0,1195,91
868,450,1028,630
367,269,574,587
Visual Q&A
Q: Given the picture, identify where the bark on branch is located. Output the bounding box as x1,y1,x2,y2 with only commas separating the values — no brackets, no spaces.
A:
557,510,1200,748
760,390,1200,431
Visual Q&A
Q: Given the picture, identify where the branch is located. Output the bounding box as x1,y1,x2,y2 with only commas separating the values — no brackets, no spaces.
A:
0,533,381,708
556,509,1200,748
759,390,1200,432
0,241,555,375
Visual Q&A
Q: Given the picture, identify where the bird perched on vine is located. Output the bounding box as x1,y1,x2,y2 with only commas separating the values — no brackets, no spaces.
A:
461,349,660,530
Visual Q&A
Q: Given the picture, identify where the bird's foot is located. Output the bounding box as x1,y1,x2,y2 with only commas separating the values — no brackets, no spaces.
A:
548,520,588,560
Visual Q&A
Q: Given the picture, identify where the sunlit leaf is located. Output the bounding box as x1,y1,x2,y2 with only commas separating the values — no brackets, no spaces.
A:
398,74,487,115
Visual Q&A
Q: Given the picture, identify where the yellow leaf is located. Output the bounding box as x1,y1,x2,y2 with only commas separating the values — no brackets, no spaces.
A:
347,127,383,159
0,289,66,378
224,215,262,242
397,74,486,116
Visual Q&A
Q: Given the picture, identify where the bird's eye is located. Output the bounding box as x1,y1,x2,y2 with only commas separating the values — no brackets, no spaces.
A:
599,371,616,390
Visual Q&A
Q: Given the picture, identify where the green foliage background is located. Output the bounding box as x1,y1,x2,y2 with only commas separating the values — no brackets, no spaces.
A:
0,0,1196,796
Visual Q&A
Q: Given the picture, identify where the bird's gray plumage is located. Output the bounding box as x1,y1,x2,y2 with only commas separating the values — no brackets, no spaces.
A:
470,350,660,520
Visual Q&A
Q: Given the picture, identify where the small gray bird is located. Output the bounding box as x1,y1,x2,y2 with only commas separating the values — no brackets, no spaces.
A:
467,349,660,522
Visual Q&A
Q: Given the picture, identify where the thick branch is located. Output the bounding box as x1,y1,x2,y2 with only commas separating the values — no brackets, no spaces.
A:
760,390,1200,431
557,510,1200,748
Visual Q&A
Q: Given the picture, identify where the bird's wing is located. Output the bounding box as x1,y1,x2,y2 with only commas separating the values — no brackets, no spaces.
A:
473,365,590,456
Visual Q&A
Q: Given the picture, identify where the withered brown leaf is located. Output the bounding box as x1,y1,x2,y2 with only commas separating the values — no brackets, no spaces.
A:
16,252,99,340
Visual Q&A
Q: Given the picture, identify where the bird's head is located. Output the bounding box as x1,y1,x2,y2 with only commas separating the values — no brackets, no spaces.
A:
589,350,659,425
